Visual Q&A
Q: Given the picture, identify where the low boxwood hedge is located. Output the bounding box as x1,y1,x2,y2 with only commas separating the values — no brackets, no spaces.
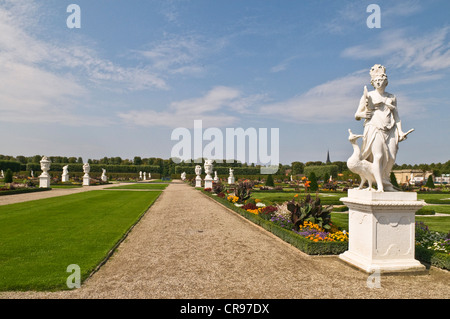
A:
415,245,450,271
0,187,51,196
201,190,348,255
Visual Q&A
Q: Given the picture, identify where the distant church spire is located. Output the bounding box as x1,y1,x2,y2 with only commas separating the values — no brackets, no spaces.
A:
326,150,331,164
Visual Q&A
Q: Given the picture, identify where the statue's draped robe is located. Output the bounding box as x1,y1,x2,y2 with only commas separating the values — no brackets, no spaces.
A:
358,92,399,186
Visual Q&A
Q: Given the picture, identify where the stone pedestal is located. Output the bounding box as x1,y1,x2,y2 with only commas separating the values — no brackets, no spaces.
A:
204,177,213,189
62,175,69,182
339,189,426,274
83,175,90,186
101,175,108,182
228,176,235,185
39,175,50,188
195,176,202,188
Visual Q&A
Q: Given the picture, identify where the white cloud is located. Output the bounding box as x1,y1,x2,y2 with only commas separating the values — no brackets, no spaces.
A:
259,71,367,123
118,86,266,128
342,27,450,72
0,1,168,126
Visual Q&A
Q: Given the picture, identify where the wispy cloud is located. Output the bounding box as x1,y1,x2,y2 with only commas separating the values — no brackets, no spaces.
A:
118,86,266,128
0,1,168,126
259,71,367,123
342,27,450,72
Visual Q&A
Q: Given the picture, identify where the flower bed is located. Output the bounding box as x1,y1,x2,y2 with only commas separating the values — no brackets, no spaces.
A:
204,190,348,255
415,221,450,270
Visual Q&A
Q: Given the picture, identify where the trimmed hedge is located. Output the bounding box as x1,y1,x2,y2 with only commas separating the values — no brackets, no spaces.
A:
0,160,22,172
0,188,52,196
304,165,338,180
201,190,348,255
415,245,450,271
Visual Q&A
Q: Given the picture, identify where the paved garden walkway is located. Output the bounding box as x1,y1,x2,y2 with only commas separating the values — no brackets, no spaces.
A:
0,181,449,299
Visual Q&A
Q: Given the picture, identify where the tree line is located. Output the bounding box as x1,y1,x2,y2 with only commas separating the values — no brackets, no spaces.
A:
0,155,448,177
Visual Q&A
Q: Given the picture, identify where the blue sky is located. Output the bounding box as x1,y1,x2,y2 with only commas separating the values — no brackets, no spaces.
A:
0,0,449,165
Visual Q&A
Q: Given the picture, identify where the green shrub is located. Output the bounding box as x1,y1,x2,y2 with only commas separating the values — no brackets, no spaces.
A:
415,207,435,215
425,175,435,188
390,172,399,188
332,205,348,212
308,172,318,191
0,160,21,172
265,174,274,187
304,165,338,181
4,169,13,183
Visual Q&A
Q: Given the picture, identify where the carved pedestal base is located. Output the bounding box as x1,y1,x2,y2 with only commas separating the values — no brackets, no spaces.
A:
62,175,69,182
339,189,426,274
204,177,213,189
83,175,90,186
228,177,235,185
39,175,50,188
195,176,202,188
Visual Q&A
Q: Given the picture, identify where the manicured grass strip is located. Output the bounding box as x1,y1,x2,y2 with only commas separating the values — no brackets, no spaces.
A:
106,183,168,190
415,215,450,234
0,190,161,292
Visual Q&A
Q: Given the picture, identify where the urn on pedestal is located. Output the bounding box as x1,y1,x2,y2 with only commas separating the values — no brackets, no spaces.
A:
83,163,91,186
39,156,51,188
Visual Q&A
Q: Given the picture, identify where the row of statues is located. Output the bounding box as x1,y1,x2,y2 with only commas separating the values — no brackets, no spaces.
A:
37,156,107,187
184,160,235,187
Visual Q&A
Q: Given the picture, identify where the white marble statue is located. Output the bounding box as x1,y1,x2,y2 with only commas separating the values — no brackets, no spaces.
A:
143,172,146,180
181,172,186,181
214,171,219,182
352,64,414,192
62,165,69,182
31,170,34,178
228,167,235,185
139,171,142,180
148,172,151,180
0,170,3,178
101,168,108,182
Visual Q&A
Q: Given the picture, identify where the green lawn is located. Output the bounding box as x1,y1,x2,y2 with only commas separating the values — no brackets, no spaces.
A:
0,190,161,291
106,183,168,190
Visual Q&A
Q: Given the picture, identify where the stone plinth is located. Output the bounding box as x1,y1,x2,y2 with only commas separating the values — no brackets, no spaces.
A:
204,177,213,189
195,176,202,188
339,189,426,274
83,176,90,186
228,176,235,185
39,176,50,188
62,175,69,182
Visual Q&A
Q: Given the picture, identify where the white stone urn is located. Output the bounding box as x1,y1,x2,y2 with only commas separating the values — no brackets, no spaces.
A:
204,160,213,189
82,163,91,186
39,156,51,188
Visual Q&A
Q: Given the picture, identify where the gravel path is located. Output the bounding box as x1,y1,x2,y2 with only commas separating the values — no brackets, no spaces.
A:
0,181,449,299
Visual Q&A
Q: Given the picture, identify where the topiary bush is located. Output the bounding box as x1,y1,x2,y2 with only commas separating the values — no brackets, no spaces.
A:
265,174,274,187
4,169,13,183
